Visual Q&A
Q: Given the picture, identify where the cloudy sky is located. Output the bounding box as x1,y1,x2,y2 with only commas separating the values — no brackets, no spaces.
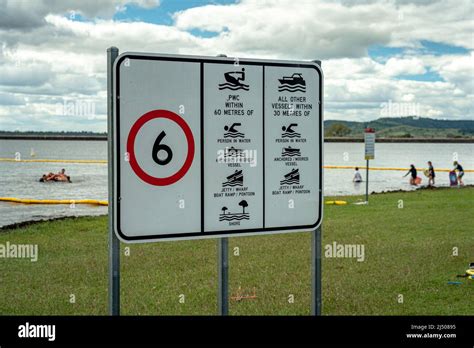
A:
0,0,472,131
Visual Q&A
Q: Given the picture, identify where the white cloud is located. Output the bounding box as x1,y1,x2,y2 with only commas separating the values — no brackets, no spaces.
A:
0,0,160,28
389,0,474,50
0,63,52,86
432,52,474,94
0,92,25,105
0,0,472,131
173,0,394,59
383,57,426,76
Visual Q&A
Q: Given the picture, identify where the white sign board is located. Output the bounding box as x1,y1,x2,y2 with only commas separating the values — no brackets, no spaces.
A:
113,53,323,242
364,130,375,160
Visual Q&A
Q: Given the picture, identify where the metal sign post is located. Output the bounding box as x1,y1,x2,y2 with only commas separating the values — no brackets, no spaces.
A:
311,60,322,316
107,47,120,316
366,159,369,203
216,54,230,316
218,237,229,315
311,225,322,315
364,128,375,203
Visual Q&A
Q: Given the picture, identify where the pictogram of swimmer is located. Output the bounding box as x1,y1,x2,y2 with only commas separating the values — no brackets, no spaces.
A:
224,123,241,133
282,123,298,133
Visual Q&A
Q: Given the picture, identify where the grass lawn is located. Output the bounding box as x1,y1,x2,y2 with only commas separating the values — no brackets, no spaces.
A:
0,187,472,315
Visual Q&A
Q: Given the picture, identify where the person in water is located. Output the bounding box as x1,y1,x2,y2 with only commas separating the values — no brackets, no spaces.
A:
453,161,464,185
39,172,56,182
427,161,435,187
353,167,363,183
403,164,418,185
54,169,71,182
40,169,71,183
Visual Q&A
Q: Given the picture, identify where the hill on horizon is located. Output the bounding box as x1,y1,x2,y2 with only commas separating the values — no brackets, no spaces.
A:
1,117,473,139
324,117,474,138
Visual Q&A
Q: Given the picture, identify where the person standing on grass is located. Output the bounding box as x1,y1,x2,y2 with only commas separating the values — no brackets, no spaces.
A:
403,164,417,185
427,161,435,187
454,161,465,185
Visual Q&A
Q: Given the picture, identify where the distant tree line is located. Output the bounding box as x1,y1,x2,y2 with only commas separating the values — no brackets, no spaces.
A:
325,123,351,137
0,130,107,136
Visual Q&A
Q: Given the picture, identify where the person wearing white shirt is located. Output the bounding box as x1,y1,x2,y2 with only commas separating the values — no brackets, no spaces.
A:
353,167,363,183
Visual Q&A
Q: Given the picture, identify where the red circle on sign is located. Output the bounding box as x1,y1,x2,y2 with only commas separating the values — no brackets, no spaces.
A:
127,109,195,186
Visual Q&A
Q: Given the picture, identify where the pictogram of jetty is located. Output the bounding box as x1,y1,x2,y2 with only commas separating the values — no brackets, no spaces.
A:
223,170,244,187
280,168,300,185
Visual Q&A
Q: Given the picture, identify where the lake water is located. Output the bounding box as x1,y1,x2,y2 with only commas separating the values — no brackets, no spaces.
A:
0,139,472,227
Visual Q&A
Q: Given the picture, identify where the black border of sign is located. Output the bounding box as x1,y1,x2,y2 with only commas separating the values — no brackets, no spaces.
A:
115,54,323,241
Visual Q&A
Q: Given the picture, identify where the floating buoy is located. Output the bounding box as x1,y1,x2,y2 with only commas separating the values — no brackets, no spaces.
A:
325,200,347,205
0,197,108,206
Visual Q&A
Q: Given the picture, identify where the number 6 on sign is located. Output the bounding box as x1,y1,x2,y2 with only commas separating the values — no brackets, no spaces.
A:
152,131,173,165
126,109,195,186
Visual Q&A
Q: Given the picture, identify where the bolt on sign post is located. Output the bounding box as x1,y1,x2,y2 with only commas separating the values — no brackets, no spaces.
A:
364,128,375,202
108,49,323,315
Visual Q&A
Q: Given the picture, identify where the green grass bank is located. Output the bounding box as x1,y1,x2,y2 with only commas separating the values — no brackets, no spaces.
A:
0,187,473,315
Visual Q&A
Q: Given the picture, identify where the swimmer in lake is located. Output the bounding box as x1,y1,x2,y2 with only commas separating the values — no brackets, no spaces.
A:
39,168,71,183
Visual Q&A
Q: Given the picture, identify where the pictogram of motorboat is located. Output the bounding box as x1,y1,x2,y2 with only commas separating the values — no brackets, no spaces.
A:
281,146,301,156
278,73,306,86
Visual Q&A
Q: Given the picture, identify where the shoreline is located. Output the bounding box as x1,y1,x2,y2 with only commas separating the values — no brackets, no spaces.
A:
0,135,107,141
0,135,473,143
325,137,473,143
0,214,107,231
2,185,471,231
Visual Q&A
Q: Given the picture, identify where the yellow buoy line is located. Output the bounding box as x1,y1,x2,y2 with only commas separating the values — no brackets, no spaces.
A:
324,165,473,172
0,158,106,164
0,197,108,206
0,158,471,172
